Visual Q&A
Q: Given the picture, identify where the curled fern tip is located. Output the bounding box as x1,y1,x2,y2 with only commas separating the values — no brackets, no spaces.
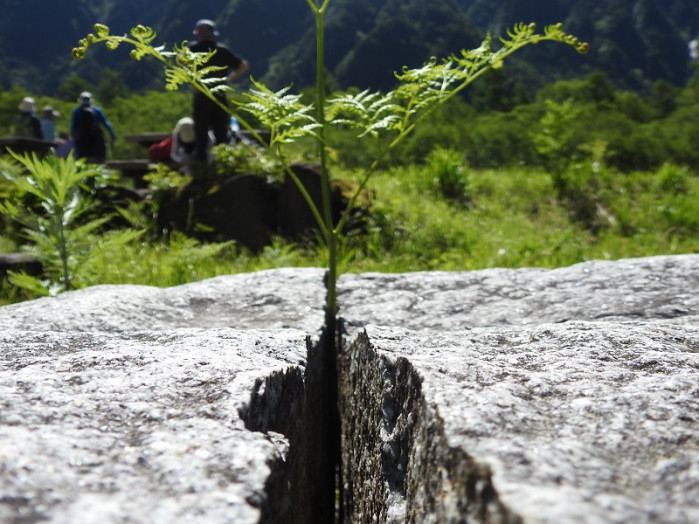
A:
94,24,110,37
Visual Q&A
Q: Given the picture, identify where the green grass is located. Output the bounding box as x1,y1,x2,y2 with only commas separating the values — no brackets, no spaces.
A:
76,233,322,288
340,162,697,272
1,162,696,306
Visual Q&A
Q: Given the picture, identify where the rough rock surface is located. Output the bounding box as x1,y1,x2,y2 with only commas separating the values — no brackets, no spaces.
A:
0,329,309,523
0,254,697,523
0,268,333,524
340,324,698,523
338,254,699,330
0,268,327,334
336,254,699,523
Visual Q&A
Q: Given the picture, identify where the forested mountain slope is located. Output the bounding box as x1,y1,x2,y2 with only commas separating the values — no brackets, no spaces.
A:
1,0,697,96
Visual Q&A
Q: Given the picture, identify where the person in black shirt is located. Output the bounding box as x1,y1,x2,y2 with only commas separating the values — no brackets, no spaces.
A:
188,19,249,163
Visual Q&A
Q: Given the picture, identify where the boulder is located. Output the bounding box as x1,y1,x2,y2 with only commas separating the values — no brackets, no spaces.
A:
337,254,699,330
0,268,326,334
277,163,347,240
158,174,280,251
334,254,699,523
0,255,697,523
154,163,365,250
0,268,332,523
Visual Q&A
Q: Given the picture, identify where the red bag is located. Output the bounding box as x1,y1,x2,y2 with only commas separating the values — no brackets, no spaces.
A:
147,135,173,162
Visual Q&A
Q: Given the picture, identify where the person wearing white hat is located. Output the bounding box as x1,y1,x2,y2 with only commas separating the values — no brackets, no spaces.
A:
175,116,214,169
15,97,43,139
147,116,213,171
170,116,198,165
188,18,249,164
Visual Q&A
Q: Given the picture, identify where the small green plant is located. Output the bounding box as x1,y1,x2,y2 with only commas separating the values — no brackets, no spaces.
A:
73,12,587,348
211,141,283,178
531,97,581,176
425,146,470,204
557,158,607,231
0,152,141,295
73,13,586,512
657,162,691,195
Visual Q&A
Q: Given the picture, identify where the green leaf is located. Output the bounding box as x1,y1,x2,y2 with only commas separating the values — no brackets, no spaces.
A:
7,271,52,297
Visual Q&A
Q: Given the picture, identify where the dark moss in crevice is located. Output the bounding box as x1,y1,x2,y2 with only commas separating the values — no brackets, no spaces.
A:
338,331,420,521
240,366,305,523
405,406,522,523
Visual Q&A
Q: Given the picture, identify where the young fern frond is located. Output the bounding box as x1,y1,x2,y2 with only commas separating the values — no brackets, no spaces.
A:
238,80,320,146
334,22,587,234
73,25,246,118
164,45,223,91
164,67,196,91
326,90,402,137
361,22,586,147
73,24,160,62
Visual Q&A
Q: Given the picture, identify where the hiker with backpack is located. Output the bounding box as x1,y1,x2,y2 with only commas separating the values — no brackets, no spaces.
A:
188,19,249,165
70,91,116,163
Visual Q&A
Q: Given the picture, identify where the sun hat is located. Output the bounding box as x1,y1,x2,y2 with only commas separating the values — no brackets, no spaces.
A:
18,97,36,113
193,19,219,37
175,117,195,143
78,91,93,104
42,105,60,118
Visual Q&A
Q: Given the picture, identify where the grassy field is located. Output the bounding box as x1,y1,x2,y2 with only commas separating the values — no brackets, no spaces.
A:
1,157,696,306
344,161,697,271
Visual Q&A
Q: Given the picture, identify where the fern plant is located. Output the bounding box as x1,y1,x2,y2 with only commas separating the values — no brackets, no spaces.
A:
0,152,141,295
72,6,587,346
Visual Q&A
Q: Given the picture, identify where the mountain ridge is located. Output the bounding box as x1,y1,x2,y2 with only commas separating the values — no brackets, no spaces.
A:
1,0,697,97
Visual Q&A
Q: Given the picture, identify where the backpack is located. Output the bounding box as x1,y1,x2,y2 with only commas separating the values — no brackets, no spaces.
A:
74,105,100,140
147,135,174,162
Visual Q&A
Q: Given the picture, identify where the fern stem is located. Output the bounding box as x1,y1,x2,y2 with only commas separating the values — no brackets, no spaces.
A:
56,209,71,291
312,3,337,338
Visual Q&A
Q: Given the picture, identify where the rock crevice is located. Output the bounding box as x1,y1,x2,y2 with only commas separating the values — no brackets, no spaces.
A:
339,330,522,524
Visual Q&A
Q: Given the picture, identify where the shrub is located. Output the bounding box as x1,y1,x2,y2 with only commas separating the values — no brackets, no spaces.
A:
425,146,470,204
657,162,691,195
0,153,140,295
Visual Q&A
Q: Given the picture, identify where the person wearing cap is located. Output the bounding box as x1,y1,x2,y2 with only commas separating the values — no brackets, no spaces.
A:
40,106,60,142
188,18,249,163
14,97,43,139
70,91,117,163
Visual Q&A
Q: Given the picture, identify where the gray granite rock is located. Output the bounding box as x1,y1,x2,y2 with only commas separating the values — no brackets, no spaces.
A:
0,329,309,523
336,254,699,522
0,254,697,523
338,254,699,330
340,322,699,523
0,267,326,334
1,255,694,334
